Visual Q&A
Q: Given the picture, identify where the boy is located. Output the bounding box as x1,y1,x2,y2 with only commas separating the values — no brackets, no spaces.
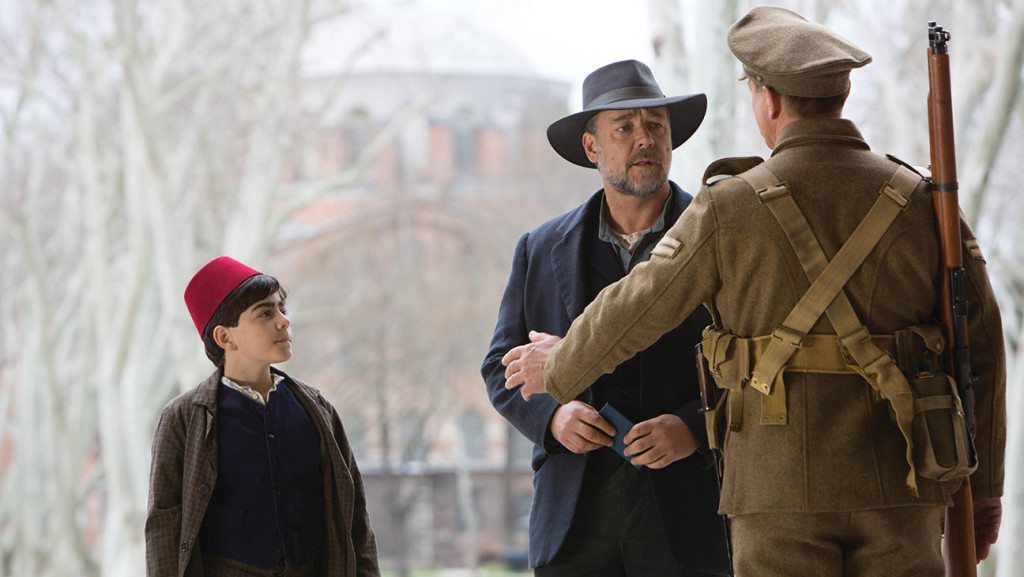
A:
145,256,379,577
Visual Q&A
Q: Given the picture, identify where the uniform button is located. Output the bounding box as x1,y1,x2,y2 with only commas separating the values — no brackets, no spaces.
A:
198,484,210,496
180,540,189,552
275,488,283,497
268,433,276,440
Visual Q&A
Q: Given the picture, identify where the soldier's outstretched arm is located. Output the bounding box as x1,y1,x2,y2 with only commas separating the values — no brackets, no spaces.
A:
505,189,722,403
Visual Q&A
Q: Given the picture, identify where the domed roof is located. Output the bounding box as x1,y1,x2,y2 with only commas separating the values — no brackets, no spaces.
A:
302,5,538,78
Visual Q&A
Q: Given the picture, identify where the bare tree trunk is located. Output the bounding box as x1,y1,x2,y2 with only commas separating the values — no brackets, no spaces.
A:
0,2,410,575
960,4,1024,226
503,423,517,543
455,456,480,577
649,0,740,189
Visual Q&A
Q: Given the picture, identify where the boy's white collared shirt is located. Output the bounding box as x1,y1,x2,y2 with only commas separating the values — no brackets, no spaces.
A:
221,373,285,405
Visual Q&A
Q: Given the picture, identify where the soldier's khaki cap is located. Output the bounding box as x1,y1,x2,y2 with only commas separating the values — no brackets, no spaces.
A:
728,6,871,97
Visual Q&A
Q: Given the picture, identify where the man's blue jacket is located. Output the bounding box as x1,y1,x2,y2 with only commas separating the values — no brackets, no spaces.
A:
481,183,731,573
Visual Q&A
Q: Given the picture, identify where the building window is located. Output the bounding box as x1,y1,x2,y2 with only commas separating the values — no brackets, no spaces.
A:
399,411,427,464
343,108,373,170
475,126,505,178
428,121,455,183
345,412,367,462
513,491,532,533
459,410,486,462
456,486,484,532
452,108,476,176
508,428,533,467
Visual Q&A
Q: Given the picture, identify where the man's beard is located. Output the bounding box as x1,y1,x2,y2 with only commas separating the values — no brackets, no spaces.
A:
598,149,669,198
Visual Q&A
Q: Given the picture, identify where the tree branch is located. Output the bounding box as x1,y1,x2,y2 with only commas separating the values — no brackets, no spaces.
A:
269,90,435,234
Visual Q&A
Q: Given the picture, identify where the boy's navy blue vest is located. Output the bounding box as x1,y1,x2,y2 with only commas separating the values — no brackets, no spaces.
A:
199,379,325,569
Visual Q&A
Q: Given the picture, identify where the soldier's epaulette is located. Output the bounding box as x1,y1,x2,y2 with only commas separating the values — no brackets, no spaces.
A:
702,156,764,186
885,153,931,179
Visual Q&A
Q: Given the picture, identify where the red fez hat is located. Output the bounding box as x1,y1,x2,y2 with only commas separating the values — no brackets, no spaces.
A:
184,256,262,337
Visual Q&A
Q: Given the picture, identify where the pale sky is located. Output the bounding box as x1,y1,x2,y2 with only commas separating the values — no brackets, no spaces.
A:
419,0,656,102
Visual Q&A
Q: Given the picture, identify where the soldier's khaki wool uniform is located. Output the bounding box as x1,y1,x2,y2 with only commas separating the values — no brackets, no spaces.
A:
542,7,1006,577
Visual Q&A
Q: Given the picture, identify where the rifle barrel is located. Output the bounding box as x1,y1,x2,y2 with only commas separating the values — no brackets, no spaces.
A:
928,21,978,577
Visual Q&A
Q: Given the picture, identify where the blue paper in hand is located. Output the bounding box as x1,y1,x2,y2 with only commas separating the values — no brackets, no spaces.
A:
599,403,641,469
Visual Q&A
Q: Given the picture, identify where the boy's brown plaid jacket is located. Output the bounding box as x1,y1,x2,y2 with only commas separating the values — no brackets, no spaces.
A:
145,368,379,577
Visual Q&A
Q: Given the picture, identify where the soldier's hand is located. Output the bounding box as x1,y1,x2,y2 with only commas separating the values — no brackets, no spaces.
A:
502,331,560,401
549,401,616,454
974,497,1002,561
623,414,697,469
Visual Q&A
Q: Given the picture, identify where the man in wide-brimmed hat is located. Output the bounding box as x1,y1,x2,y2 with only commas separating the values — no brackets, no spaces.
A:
482,60,730,576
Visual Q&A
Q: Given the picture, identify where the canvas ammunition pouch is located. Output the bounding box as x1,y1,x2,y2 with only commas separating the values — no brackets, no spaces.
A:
701,162,976,496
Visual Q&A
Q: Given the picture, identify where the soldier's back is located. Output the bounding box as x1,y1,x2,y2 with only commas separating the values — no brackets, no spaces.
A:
706,117,950,514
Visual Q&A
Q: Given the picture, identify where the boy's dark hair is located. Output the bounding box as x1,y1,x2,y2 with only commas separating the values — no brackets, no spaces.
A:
201,274,286,367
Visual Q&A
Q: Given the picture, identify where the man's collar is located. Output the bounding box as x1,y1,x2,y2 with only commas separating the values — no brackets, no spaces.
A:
558,181,687,239
771,118,869,156
597,190,673,248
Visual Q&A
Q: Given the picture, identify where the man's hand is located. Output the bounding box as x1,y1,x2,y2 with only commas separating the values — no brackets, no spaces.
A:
503,331,560,401
623,414,697,469
550,401,616,454
974,496,1002,561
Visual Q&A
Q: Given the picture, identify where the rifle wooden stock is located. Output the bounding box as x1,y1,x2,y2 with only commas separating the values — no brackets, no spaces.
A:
927,22,978,577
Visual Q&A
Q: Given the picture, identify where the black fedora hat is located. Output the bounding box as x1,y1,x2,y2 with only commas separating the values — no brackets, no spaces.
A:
547,60,707,168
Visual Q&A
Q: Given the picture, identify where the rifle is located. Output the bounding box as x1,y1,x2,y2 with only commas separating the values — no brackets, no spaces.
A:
927,21,979,577
695,342,733,570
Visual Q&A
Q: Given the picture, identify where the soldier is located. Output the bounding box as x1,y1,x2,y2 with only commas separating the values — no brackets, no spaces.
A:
501,7,1006,577
482,60,730,576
